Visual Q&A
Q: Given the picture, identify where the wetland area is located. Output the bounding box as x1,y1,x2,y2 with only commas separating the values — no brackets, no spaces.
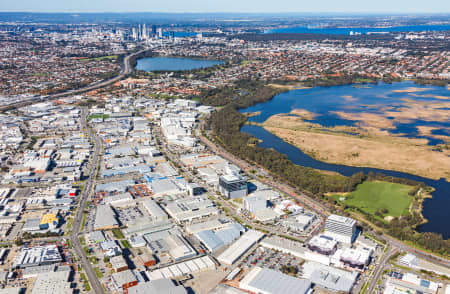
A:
241,81,450,237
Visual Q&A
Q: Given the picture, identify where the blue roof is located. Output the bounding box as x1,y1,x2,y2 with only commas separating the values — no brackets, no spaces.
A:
420,279,431,288
195,223,245,253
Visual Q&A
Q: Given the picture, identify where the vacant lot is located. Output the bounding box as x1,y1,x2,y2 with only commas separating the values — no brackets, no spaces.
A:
336,181,413,219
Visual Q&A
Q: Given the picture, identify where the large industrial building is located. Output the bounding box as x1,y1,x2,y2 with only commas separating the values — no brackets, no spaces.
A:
142,199,168,222
146,256,216,281
194,222,245,253
93,204,119,230
324,214,357,244
240,266,312,294
30,269,72,294
217,230,264,265
127,279,188,294
13,245,62,269
303,261,359,293
163,196,218,223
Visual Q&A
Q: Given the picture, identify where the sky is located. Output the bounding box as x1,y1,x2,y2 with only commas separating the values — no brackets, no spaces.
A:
1,0,449,13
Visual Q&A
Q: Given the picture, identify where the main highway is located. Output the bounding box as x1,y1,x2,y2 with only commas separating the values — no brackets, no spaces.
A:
69,108,105,294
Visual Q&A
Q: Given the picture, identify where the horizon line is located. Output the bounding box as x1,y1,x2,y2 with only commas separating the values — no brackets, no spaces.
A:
1,11,450,15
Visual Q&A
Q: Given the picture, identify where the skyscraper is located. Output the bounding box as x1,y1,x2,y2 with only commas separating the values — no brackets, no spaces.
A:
142,24,147,40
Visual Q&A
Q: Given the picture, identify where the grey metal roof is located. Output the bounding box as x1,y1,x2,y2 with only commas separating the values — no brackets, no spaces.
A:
246,267,311,294
93,205,119,230
127,279,187,294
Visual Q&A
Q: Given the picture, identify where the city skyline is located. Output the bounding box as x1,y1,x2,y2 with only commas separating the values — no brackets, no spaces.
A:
1,0,450,13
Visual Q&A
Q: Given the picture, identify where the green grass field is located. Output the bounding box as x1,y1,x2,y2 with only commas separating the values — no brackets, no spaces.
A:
87,114,109,121
335,181,413,219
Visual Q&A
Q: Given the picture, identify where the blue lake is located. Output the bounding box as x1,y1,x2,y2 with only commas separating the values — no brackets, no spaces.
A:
267,24,450,35
243,81,450,145
240,81,450,238
136,57,224,72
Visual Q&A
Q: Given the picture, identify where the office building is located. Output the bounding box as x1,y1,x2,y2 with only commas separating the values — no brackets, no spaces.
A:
324,214,357,244
218,174,247,199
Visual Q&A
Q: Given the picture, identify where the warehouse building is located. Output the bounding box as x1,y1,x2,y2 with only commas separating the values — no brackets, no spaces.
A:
260,235,306,259
13,245,62,269
303,261,359,293
163,196,218,223
127,279,187,294
146,256,215,281
93,204,119,230
194,222,245,253
30,269,72,294
142,199,168,222
240,266,311,294
103,193,134,207
217,230,264,265
144,231,197,262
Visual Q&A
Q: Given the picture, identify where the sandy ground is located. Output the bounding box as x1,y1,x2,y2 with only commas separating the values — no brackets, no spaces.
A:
392,87,431,93
268,83,311,90
263,115,450,181
410,93,450,100
290,109,317,120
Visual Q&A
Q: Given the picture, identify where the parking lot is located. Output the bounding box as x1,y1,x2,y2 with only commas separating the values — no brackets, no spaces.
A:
242,246,304,278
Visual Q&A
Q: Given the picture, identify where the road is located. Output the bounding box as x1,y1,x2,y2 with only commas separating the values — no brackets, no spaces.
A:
0,48,150,112
69,108,105,294
366,246,397,294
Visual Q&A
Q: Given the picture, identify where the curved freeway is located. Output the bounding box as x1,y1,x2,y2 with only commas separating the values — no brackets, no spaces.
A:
0,48,150,112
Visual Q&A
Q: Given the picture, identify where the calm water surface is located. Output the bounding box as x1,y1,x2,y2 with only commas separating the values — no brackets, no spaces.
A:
241,82,450,237
267,25,450,35
136,57,224,72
